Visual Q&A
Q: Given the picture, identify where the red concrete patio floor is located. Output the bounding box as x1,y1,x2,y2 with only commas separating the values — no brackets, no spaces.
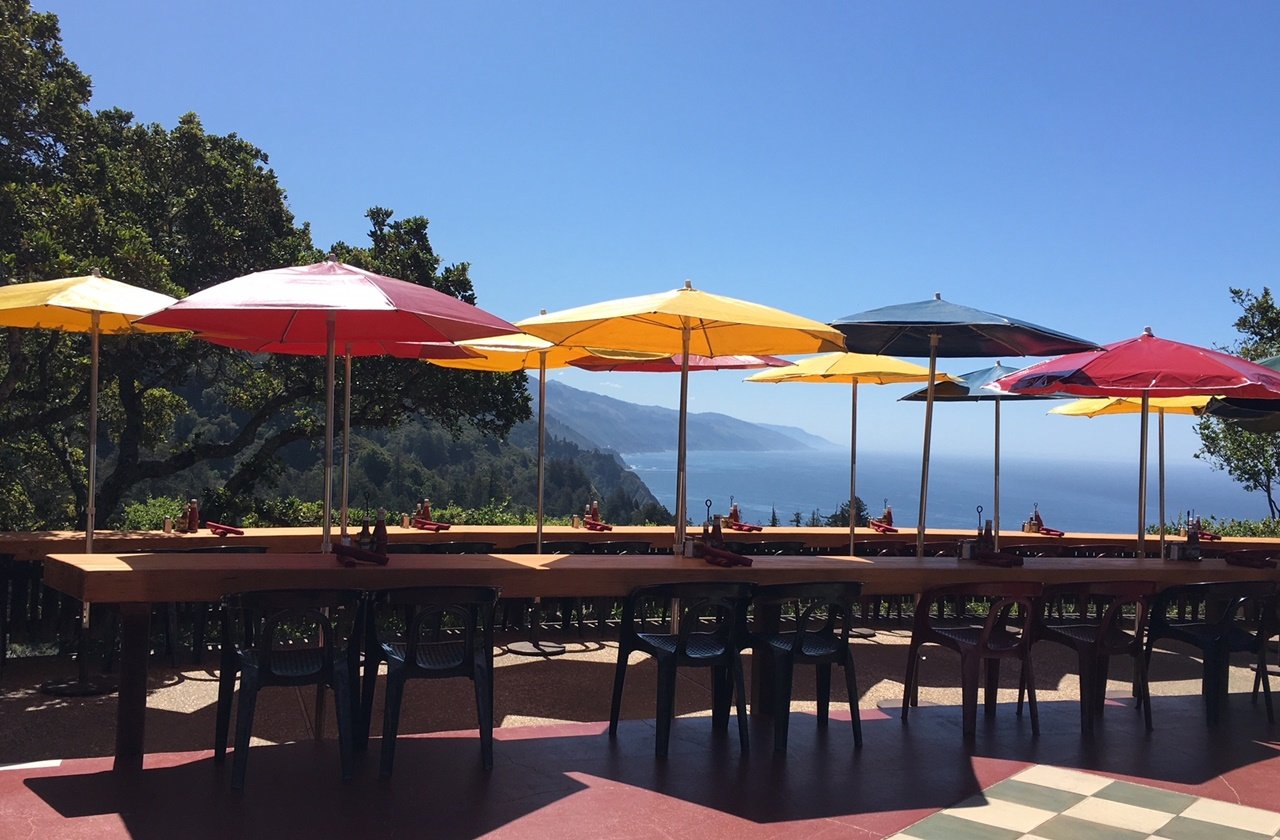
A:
3,694,1278,840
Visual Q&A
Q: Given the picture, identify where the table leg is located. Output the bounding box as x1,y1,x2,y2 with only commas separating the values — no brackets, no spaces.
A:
114,603,150,771
751,602,780,716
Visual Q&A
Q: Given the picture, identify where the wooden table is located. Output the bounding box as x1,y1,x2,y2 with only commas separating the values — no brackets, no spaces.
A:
41,551,1280,771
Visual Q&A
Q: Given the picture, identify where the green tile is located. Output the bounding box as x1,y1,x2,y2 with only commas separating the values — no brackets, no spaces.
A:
984,778,1087,813
898,812,1023,840
1032,814,1150,840
1094,780,1197,815
1153,815,1273,840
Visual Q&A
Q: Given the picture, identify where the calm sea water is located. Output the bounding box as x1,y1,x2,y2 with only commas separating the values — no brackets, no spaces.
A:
622,449,1267,533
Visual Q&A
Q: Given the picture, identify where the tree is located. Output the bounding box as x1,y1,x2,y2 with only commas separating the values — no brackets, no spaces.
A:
1194,286,1280,518
769,505,779,527
823,498,869,528
0,3,530,528
790,511,803,527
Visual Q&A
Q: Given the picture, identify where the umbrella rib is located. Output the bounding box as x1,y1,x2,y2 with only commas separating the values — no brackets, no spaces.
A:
967,325,1030,357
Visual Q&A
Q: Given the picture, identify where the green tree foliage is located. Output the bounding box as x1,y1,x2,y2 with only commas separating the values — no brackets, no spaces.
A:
1194,287,1280,518
0,2,530,528
822,498,869,528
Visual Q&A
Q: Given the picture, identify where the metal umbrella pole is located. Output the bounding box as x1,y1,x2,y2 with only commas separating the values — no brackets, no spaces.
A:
1158,407,1166,560
340,347,352,541
536,350,548,554
1136,391,1150,559
916,333,940,558
849,382,858,556
321,315,336,554
674,323,691,553
993,396,1001,551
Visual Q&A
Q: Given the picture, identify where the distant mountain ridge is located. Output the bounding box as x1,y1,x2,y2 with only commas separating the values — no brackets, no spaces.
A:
532,378,832,454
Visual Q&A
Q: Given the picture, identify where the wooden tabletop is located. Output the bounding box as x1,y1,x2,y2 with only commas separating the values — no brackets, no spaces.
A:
5,525,1275,561
42,551,1280,603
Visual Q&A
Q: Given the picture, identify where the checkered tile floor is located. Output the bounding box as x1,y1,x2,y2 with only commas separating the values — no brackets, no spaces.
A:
892,765,1280,840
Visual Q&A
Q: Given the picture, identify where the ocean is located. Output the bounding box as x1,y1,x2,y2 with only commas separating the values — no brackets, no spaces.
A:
621,449,1268,533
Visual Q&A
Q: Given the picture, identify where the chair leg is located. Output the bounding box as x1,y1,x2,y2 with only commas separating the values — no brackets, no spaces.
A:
358,649,380,751
165,604,180,669
1259,646,1274,723
843,657,863,748
711,661,731,732
214,654,237,762
772,656,795,753
191,604,208,665
474,663,495,770
960,654,980,741
313,683,327,740
379,670,407,779
816,663,832,728
1095,654,1112,717
732,652,749,755
230,670,260,791
983,658,1000,718
1076,652,1095,735
1023,653,1040,735
1136,649,1153,731
901,640,921,720
654,659,678,758
331,666,354,782
608,644,630,738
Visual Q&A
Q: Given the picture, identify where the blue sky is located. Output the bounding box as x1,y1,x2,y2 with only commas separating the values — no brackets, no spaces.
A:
44,1,1280,469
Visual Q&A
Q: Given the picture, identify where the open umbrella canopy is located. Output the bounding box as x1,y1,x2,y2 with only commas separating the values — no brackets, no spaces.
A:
569,353,789,373
428,333,665,372
517,281,846,357
1203,354,1280,432
747,352,943,555
900,362,1053,403
136,258,518,553
830,294,1098,557
136,258,516,343
519,281,844,551
987,329,1280,399
832,294,1099,357
201,334,479,360
1050,396,1210,418
745,351,948,385
0,272,178,333
0,271,180,555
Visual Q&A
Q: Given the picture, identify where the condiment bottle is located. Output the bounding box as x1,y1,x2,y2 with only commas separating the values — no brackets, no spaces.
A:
186,498,200,533
373,508,388,554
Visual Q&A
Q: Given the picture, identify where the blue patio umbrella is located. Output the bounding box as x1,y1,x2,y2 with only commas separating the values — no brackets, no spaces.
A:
833,295,1098,557
901,363,1061,549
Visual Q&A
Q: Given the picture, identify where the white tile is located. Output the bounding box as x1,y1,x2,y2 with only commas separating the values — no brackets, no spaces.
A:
1062,798,1175,834
1011,765,1112,796
1179,798,1280,836
0,759,62,771
946,797,1057,833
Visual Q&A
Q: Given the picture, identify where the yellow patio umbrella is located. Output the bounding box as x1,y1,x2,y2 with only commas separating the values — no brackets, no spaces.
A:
1050,396,1210,558
518,282,846,551
0,271,179,552
747,353,952,555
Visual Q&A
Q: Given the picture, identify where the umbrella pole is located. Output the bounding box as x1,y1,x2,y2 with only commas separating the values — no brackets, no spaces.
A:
322,315,336,554
1136,391,1150,559
1159,408,1166,559
87,312,99,554
536,351,547,554
993,397,1001,551
675,325,691,553
849,382,858,556
340,348,351,541
917,333,940,558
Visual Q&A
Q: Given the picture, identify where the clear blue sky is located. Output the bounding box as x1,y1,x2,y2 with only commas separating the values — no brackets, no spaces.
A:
43,1,1280,467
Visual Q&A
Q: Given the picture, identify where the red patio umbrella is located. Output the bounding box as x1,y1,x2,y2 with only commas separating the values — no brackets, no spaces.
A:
137,257,518,552
989,327,1280,557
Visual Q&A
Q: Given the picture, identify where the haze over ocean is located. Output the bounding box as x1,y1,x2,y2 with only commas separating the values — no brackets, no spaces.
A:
622,449,1264,533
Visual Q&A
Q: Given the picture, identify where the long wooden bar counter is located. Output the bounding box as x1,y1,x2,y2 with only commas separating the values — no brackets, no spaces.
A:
8,524,1280,561
39,550,1280,772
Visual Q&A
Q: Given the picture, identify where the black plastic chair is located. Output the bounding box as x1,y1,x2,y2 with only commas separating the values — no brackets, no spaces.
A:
609,582,753,757
751,582,865,752
903,581,1042,741
359,586,499,776
214,588,362,790
1145,580,1276,725
1022,581,1155,734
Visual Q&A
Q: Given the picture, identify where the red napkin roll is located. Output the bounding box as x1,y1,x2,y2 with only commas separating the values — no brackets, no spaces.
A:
206,521,244,536
869,520,898,534
412,518,447,532
693,541,753,567
972,551,1024,568
1038,527,1065,538
333,542,389,566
